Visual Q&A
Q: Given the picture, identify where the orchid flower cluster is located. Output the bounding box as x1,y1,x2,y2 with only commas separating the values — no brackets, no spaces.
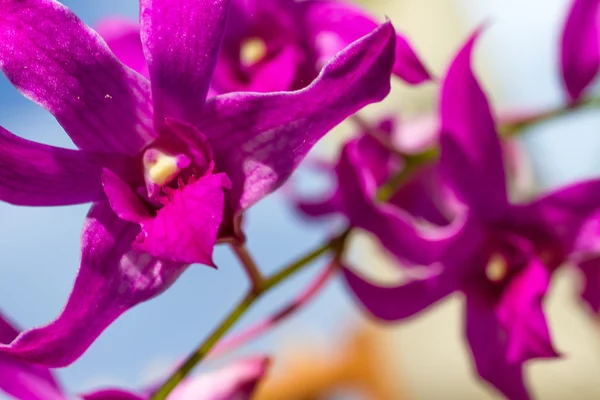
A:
1,0,600,399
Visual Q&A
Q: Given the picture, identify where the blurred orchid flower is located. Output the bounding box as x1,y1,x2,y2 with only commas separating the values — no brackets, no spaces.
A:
341,30,600,400
96,0,430,94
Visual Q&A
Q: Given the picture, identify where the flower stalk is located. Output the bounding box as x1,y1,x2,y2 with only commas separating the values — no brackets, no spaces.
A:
150,229,350,399
230,243,265,292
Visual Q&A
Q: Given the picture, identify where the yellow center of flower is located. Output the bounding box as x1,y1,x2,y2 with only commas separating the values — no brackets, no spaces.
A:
485,254,508,282
240,37,267,66
143,149,186,186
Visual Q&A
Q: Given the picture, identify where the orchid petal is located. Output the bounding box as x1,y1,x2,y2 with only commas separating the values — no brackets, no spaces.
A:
0,126,106,206
246,45,303,92
389,167,450,226
0,313,18,344
464,296,531,400
302,0,430,84
169,356,269,400
198,21,396,211
0,203,187,367
496,258,559,364
334,139,481,266
0,312,66,400
561,0,600,102
577,258,600,314
514,178,600,252
342,267,459,321
95,18,148,79
353,121,400,186
134,173,231,265
140,0,230,127
295,194,343,219
102,169,151,224
440,29,509,221
83,391,143,400
81,356,269,400
0,0,154,154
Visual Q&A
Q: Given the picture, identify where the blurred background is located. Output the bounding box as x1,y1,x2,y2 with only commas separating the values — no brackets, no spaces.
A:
2,0,600,399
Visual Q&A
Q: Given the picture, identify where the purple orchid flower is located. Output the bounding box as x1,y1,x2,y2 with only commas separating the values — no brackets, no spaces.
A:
0,311,268,400
294,117,450,228
339,31,600,399
96,0,430,94
561,0,600,102
0,0,396,367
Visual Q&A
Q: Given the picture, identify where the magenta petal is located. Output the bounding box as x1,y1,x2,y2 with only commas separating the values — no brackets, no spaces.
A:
577,258,600,313
102,169,151,224
199,21,396,211
465,297,531,400
0,313,18,344
0,203,187,367
140,0,229,127
0,313,65,400
95,18,148,79
440,29,509,222
302,0,430,84
0,126,105,206
389,167,450,226
295,194,343,219
515,179,600,251
561,0,600,102
134,173,230,265
0,0,155,154
342,267,459,321
496,258,559,364
335,140,481,266
82,390,144,400
246,45,303,92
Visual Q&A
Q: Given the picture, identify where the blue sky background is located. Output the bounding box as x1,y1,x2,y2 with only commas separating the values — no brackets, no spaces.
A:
1,0,600,397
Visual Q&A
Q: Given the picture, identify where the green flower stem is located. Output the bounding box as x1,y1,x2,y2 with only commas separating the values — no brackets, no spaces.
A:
230,243,265,292
150,230,350,399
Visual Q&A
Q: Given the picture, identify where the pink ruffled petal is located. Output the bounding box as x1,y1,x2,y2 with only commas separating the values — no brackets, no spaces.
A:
95,18,148,79
560,0,600,102
439,28,509,222
302,0,431,84
0,126,106,206
134,173,231,265
198,21,396,212
140,0,229,127
0,0,155,154
0,203,187,367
